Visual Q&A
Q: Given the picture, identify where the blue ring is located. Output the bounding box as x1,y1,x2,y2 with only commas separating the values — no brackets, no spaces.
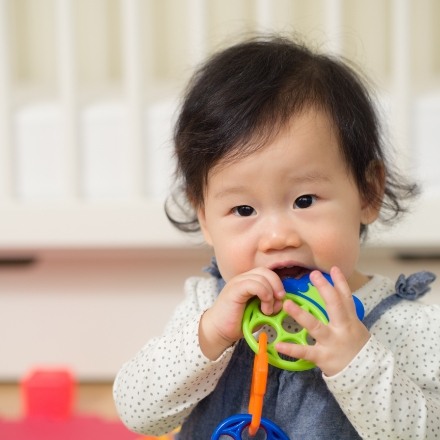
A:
211,414,290,440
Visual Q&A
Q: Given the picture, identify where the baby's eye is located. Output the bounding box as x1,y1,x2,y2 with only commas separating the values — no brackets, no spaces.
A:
293,195,316,209
231,205,256,217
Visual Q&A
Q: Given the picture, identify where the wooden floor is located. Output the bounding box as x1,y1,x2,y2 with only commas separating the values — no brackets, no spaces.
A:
0,382,118,421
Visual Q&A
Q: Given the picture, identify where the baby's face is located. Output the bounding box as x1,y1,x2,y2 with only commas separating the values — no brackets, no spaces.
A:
197,109,379,292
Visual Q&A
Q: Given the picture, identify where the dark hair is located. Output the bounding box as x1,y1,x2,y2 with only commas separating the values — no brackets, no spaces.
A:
165,35,418,237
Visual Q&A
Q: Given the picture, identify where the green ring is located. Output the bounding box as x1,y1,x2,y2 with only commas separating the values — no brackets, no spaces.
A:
242,292,329,371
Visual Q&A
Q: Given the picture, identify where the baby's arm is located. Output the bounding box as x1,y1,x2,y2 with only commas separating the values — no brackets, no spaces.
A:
325,303,440,438
114,268,284,436
113,277,234,436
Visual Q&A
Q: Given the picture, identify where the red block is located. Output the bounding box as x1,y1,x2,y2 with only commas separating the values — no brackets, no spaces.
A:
21,368,75,419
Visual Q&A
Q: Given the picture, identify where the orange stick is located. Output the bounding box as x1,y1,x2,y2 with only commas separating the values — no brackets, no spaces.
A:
248,332,268,436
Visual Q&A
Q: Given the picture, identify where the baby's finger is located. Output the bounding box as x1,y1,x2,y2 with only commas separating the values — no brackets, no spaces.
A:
310,269,354,324
282,299,328,341
257,267,286,300
329,267,355,300
242,275,280,315
276,340,314,364
248,268,285,314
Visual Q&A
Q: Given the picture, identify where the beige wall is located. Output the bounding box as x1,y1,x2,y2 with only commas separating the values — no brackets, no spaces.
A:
1,0,439,380
8,1,440,90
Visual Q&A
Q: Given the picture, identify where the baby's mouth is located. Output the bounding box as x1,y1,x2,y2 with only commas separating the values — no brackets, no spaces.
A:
273,266,310,280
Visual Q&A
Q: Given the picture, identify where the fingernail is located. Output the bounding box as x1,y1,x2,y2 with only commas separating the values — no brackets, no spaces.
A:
276,290,286,299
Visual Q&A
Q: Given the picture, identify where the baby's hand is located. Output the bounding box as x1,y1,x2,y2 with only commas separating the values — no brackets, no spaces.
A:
276,267,370,376
199,267,285,360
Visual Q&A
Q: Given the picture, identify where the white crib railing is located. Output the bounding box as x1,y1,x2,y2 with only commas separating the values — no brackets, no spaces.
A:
0,0,439,251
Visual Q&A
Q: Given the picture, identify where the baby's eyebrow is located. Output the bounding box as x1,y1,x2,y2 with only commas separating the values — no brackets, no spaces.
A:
287,171,331,185
212,185,248,200
212,172,330,200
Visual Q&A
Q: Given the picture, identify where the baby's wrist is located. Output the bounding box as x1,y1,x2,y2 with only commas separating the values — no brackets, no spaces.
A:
198,309,234,361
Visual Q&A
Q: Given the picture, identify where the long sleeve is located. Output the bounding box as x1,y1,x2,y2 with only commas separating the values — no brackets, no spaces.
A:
113,276,234,436
114,272,440,438
325,300,440,439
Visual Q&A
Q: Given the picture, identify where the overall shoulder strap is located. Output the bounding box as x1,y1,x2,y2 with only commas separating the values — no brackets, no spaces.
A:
203,257,226,293
363,271,436,330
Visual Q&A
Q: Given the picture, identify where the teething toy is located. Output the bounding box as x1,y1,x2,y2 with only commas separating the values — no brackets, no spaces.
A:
248,332,268,436
211,414,289,439
211,332,289,440
242,273,365,371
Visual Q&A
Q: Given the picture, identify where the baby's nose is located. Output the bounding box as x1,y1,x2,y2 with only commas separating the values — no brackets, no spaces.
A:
258,217,301,251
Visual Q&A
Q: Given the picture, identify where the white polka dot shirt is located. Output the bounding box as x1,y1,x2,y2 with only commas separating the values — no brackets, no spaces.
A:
113,274,440,438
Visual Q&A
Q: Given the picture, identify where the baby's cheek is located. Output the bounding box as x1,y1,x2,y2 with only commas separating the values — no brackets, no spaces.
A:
313,231,360,275
215,250,250,281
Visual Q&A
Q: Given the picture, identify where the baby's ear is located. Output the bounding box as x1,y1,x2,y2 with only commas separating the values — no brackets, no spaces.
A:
197,207,213,246
360,160,386,225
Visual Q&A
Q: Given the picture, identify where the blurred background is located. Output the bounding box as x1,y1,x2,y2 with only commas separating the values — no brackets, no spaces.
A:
0,0,439,418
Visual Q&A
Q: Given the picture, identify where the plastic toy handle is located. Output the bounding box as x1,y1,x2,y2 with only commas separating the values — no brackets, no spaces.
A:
248,332,268,436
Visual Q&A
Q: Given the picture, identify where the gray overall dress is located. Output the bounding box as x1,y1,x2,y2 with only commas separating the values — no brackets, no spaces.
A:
177,263,435,439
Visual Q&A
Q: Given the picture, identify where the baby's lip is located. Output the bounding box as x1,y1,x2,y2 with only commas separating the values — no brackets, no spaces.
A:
271,264,311,280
